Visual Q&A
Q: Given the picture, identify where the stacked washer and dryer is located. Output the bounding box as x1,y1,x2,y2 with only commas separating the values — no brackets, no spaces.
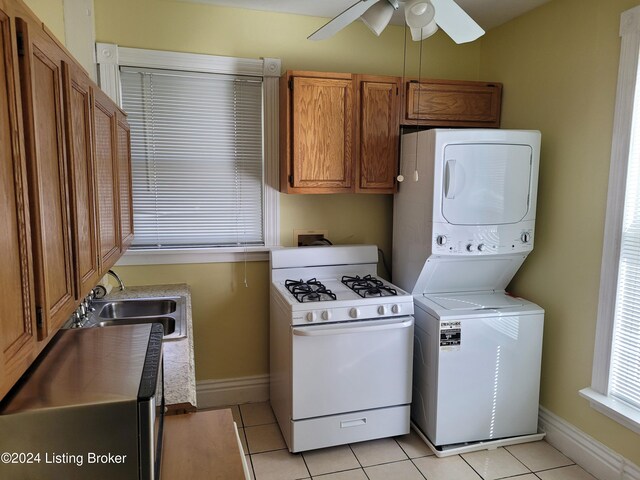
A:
393,129,545,456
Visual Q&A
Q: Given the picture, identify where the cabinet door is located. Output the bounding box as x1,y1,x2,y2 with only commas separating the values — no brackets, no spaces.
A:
283,73,355,193
62,61,100,300
116,110,134,249
17,19,75,340
357,75,400,193
92,87,120,272
403,79,502,127
0,9,37,399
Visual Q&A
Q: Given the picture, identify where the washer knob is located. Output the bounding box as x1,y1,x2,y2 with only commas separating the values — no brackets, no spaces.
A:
477,244,486,252
377,305,387,315
391,304,401,314
466,244,474,252
521,232,531,243
349,308,360,319
321,310,331,321
435,235,447,246
305,312,316,322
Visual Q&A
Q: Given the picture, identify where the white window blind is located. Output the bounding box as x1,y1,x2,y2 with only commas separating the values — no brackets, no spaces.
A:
610,74,640,411
120,67,264,249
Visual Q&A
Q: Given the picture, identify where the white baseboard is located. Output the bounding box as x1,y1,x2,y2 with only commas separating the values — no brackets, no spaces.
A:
196,374,269,409
538,406,640,480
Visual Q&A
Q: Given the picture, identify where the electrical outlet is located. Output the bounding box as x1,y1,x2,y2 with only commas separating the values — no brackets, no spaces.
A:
294,229,329,247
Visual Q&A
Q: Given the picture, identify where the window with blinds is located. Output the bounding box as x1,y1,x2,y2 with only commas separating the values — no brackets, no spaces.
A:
610,78,640,411
119,67,264,249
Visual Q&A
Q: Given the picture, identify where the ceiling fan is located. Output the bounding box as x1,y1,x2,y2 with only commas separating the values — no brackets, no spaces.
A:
308,0,484,44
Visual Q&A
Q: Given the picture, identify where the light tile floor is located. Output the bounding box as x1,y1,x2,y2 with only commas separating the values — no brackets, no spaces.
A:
207,403,597,480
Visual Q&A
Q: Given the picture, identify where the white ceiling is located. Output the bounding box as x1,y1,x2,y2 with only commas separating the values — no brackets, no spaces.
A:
180,0,551,31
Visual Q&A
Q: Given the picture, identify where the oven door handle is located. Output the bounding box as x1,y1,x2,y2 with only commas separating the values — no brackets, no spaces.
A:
292,318,413,337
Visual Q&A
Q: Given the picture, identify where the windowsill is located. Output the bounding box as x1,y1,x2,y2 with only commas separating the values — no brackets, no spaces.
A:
579,387,640,435
116,246,281,266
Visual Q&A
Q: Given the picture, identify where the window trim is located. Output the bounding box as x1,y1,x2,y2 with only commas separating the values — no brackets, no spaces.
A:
96,43,280,264
579,5,640,434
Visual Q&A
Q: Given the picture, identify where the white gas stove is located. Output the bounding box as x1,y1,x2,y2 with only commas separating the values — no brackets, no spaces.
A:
270,245,414,452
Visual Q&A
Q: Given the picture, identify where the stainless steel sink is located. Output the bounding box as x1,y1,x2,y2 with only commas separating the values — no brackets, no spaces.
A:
97,316,176,335
86,296,187,340
98,299,177,319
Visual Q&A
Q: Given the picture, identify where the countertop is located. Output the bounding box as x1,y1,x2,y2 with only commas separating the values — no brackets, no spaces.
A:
103,284,197,412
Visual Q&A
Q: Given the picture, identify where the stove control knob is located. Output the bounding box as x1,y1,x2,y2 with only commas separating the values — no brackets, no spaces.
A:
321,310,331,321
377,305,387,316
466,244,474,252
477,244,486,252
435,235,447,246
349,308,360,319
305,312,316,322
391,304,401,314
521,232,531,243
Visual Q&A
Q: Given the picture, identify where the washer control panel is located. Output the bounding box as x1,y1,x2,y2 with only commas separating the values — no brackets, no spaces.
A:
432,222,535,255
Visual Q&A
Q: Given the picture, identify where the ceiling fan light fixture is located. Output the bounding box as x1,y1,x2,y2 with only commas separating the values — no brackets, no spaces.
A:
410,20,438,41
360,0,395,36
404,0,435,29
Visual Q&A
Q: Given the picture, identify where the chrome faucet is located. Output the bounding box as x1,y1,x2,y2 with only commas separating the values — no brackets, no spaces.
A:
107,269,125,291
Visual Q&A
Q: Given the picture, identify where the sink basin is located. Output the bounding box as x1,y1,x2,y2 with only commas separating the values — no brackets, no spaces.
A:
86,296,187,340
97,317,176,335
99,299,177,319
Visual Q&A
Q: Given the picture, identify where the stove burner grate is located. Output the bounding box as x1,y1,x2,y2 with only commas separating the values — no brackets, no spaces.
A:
341,274,398,298
285,278,337,303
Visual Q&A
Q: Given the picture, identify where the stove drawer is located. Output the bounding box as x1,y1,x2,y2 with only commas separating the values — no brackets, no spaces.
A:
291,316,413,420
290,405,410,452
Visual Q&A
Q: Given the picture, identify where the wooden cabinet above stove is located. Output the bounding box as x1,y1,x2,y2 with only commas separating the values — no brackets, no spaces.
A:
279,70,400,194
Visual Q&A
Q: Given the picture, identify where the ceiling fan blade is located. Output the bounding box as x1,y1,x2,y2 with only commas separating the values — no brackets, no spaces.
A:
430,0,484,44
308,0,382,41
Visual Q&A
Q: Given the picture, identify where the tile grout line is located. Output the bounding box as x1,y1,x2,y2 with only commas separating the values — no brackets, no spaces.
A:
347,443,372,480
392,436,429,479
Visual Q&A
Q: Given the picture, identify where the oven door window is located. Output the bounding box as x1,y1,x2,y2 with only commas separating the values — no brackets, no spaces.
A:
291,317,413,420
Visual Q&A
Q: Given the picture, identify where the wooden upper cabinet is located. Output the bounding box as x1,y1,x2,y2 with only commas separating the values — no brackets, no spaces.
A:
402,79,502,127
116,110,134,249
62,61,100,301
356,75,400,193
16,18,75,340
281,71,355,193
0,7,37,400
92,86,121,273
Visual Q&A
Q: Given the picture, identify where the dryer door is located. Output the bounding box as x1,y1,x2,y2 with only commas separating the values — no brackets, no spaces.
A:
441,143,532,225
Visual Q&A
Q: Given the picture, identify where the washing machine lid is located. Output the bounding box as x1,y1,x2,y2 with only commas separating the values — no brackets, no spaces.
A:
429,292,525,311
414,254,528,294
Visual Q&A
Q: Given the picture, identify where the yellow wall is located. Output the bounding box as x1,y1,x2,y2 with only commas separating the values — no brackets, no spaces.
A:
95,0,482,381
22,0,65,44
480,0,640,465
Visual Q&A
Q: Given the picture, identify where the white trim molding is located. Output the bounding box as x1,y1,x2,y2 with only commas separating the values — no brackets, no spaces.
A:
196,374,270,408
585,4,640,429
96,44,281,265
539,407,640,480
